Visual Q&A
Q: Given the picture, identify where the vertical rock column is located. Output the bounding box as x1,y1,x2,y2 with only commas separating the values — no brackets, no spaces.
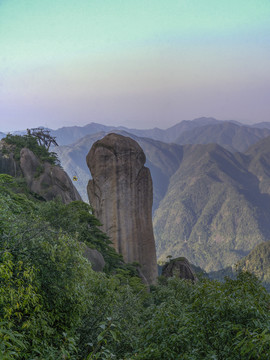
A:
87,133,158,284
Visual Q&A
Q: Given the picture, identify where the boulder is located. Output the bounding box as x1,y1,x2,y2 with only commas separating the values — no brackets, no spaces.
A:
87,133,158,284
83,246,105,272
162,257,197,281
20,148,81,204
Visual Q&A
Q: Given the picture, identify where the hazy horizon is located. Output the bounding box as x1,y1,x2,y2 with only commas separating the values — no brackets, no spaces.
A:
1,0,269,133
1,116,268,134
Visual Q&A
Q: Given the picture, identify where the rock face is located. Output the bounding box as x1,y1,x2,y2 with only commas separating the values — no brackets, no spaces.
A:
0,142,20,177
87,133,158,284
20,148,81,204
162,257,197,281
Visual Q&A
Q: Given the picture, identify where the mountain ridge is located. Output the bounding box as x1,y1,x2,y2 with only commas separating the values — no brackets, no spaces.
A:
154,138,270,271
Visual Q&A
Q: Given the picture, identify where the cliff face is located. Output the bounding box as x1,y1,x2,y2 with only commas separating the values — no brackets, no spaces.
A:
87,133,158,284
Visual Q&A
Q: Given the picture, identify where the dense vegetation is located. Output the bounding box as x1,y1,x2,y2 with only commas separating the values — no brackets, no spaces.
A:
1,173,270,359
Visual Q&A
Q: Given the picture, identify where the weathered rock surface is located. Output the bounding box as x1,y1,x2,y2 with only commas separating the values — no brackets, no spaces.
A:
0,142,20,177
87,133,158,284
162,257,197,281
83,246,105,272
20,148,81,204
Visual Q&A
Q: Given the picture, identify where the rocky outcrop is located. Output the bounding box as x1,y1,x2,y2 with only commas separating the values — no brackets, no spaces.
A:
0,142,20,177
87,133,158,284
0,140,81,204
20,148,81,203
83,246,105,272
162,257,197,281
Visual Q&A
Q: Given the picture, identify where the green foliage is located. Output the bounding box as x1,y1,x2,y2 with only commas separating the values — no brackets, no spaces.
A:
0,174,148,358
37,198,124,272
1,174,270,359
132,273,270,360
3,133,59,165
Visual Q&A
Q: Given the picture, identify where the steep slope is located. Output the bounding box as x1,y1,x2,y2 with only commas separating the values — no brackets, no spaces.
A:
245,135,270,194
164,117,220,143
54,131,183,210
251,122,270,130
154,142,270,271
237,241,270,286
123,117,221,143
175,122,270,152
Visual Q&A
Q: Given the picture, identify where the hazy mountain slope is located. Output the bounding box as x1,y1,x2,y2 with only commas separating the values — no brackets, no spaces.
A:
118,118,240,144
164,117,219,141
175,122,270,152
129,117,221,143
0,132,6,140
153,142,270,272
237,241,270,285
251,122,270,130
54,131,183,210
50,123,117,145
245,135,270,194
120,117,240,143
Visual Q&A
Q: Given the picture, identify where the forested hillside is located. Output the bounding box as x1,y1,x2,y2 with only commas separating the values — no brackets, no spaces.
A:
1,174,270,359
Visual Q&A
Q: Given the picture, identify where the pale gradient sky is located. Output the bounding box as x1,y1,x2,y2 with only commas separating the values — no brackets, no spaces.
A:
0,0,269,132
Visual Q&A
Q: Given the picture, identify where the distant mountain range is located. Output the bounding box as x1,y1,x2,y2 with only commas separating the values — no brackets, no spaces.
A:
174,122,270,152
48,117,270,147
2,117,270,146
49,117,221,145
